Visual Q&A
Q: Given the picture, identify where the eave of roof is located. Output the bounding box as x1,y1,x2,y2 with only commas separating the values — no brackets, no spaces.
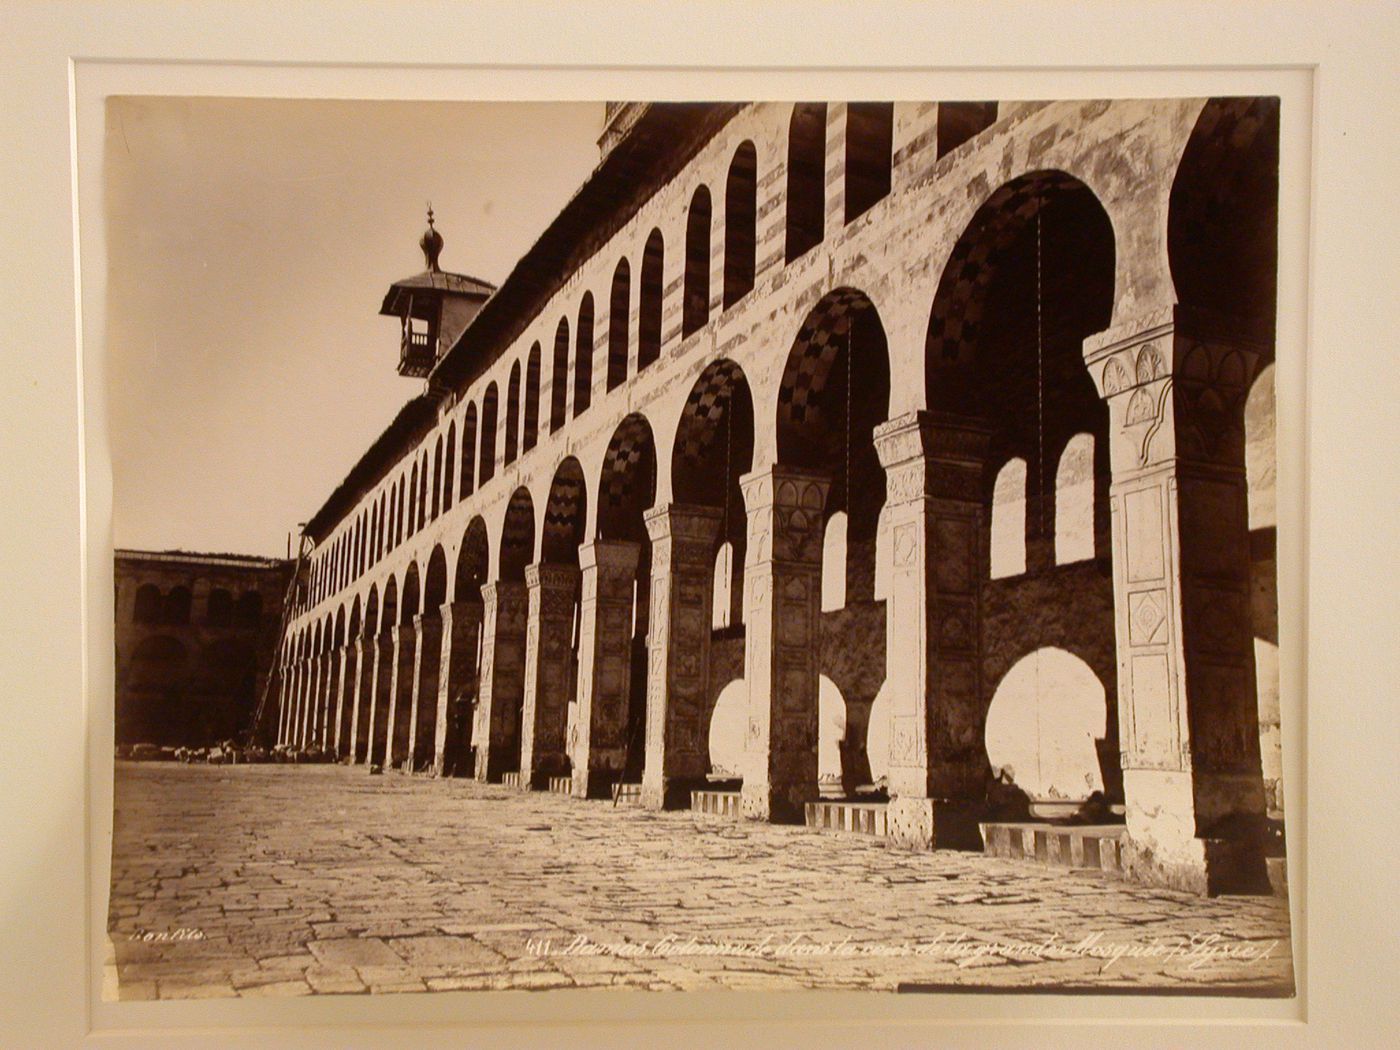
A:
378,270,496,316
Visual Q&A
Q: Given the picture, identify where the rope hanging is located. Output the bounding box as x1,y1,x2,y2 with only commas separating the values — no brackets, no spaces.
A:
1035,193,1046,537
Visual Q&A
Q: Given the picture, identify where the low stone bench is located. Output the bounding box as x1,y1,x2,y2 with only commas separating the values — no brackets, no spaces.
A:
979,822,1126,873
691,790,742,818
804,800,890,838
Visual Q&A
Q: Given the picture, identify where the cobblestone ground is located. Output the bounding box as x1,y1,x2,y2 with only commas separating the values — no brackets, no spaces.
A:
106,763,1294,999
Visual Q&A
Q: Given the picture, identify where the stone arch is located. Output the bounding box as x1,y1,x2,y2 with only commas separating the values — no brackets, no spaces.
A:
673,358,755,628
785,103,827,262
417,450,429,531
541,457,588,566
524,342,542,453
381,575,399,633
408,461,420,538
460,402,478,498
607,257,630,391
574,293,594,418
550,326,569,432
400,562,420,626
1168,97,1279,346
505,361,522,465
479,383,498,484
364,584,379,638
937,102,998,159
122,634,189,745
348,594,362,639
985,647,1109,816
723,140,757,308
1054,433,1096,564
455,517,490,603
598,414,658,544
683,185,712,337
424,546,448,611
844,102,893,224
431,436,444,519
990,457,1028,579
638,230,664,371
443,421,457,512
499,487,536,583
777,286,891,603
164,586,192,626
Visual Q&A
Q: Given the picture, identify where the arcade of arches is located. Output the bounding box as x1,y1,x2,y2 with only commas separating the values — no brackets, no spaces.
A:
273,98,1282,896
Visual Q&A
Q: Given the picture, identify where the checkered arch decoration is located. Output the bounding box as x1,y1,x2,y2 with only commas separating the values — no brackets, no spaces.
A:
499,488,536,581
777,287,872,442
674,358,748,468
598,413,656,540
925,170,1083,370
454,517,490,599
542,458,588,563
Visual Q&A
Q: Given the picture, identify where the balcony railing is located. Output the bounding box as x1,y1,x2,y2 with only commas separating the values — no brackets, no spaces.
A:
398,329,435,377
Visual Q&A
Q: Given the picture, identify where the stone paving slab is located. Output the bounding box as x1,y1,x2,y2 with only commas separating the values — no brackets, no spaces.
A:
105,762,1295,998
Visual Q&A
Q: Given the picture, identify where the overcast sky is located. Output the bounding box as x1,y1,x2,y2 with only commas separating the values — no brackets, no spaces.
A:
106,97,604,559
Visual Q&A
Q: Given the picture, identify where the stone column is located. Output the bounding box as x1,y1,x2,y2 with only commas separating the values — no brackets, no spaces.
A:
738,467,831,822
367,634,394,767
641,504,723,809
345,637,367,763
385,623,418,770
473,581,529,781
329,644,350,758
276,662,293,745
316,653,335,749
520,564,581,787
570,540,640,798
407,613,443,772
287,660,305,746
1085,306,1269,894
433,600,483,776
300,656,322,748
873,411,991,850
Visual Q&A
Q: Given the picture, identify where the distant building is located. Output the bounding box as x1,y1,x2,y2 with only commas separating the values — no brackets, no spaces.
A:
114,550,292,747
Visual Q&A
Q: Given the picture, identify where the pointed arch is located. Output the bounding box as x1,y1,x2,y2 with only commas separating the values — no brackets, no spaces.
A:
683,185,712,337
607,257,631,390
524,342,541,452
574,292,594,417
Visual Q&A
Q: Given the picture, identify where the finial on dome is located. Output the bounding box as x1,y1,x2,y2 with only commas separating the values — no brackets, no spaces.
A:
419,202,444,272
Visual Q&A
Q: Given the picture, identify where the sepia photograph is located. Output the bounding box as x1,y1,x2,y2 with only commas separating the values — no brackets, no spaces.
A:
103,94,1294,1000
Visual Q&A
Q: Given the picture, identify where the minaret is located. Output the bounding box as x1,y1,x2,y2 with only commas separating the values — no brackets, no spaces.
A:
379,208,496,379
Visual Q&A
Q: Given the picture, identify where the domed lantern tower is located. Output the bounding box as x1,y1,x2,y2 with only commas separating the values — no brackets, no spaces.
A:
379,208,495,378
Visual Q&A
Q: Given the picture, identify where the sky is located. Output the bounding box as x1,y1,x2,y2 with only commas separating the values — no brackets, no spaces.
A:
106,97,604,559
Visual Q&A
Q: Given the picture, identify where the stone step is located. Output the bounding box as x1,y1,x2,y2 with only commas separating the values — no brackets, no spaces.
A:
611,783,642,806
691,790,742,818
546,776,573,796
804,800,889,838
979,822,1126,874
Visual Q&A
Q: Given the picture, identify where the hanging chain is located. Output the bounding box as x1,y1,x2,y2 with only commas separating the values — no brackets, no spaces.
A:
845,317,853,513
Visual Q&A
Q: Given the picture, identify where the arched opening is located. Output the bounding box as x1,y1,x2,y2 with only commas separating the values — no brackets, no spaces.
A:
500,487,536,584
785,103,827,262
407,462,419,537
461,402,478,497
539,458,588,779
1170,97,1281,818
638,230,664,371
672,358,755,635
550,324,569,432
479,383,498,484
990,458,1028,579
774,288,892,804
683,185,712,337
1054,433,1096,565
844,102,893,223
444,517,490,776
541,458,588,567
723,140,757,309
163,586,192,626
926,168,1121,814
353,583,380,761
707,679,746,779
431,437,444,519
412,545,450,770
597,414,658,781
443,422,457,512
370,575,399,766
574,294,594,418
119,635,189,745
817,675,848,792
390,562,421,769
505,362,521,466
607,258,630,391
417,452,429,531
133,583,162,624
524,343,541,453
985,648,1108,818
206,588,234,627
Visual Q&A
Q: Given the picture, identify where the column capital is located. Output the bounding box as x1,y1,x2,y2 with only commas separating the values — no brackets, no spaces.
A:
525,561,582,591
873,410,993,470
578,538,641,576
480,578,528,603
738,465,831,513
1083,304,1268,397
643,502,723,546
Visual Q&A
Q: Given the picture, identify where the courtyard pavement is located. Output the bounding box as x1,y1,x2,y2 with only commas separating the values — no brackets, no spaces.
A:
105,762,1294,999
